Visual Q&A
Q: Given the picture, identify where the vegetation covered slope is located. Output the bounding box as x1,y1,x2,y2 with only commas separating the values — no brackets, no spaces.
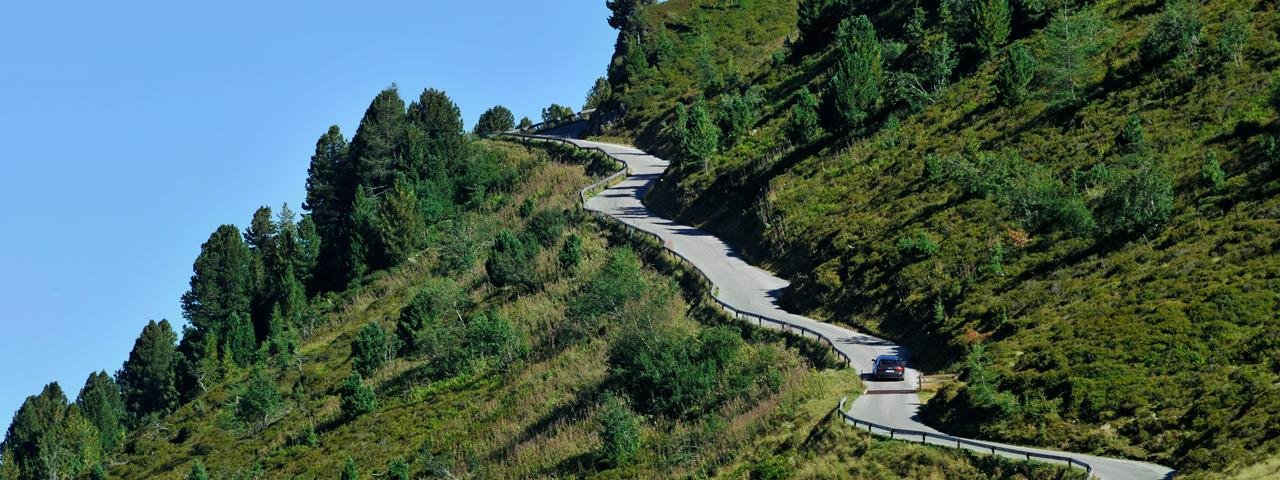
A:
0,84,1081,479
592,0,1280,477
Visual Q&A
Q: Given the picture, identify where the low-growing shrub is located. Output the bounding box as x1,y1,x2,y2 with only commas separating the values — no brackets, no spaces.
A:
339,372,376,419
597,395,642,468
526,209,567,247
351,322,390,377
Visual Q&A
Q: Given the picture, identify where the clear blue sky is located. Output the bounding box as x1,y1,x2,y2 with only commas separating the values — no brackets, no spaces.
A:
0,1,615,428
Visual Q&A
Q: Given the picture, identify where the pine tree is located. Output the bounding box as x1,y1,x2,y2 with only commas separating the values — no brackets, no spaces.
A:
245,205,281,343
518,117,533,130
558,233,584,270
339,372,376,419
351,322,390,377
118,320,179,424
485,230,536,289
1117,114,1147,155
584,77,612,110
378,177,427,266
2,383,69,477
345,185,378,282
408,88,464,164
349,86,408,193
186,460,209,480
387,458,409,480
74,372,125,455
972,0,1011,59
0,445,19,480
786,88,823,145
1041,9,1108,106
474,105,515,136
303,125,352,292
224,312,258,367
292,215,321,290
824,15,882,133
396,280,465,355
683,99,718,171
39,405,102,480
996,43,1037,106
541,104,575,124
182,225,255,366
236,367,282,430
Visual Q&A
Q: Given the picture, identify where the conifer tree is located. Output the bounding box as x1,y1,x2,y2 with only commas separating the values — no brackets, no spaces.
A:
74,372,125,455
474,105,515,136
118,320,179,424
236,367,282,430
349,86,408,193
1041,9,1107,106
182,225,254,365
973,0,1011,59
339,372,376,419
996,43,1036,106
378,177,427,266
345,186,378,282
824,15,882,133
351,322,390,377
304,125,352,291
786,89,823,145
341,457,360,480
684,99,718,171
2,383,69,477
292,215,321,290
584,77,612,110
186,460,209,480
518,117,533,130
408,88,464,163
485,230,535,289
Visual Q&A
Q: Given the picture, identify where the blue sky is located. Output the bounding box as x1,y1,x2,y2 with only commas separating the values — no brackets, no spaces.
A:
0,1,615,427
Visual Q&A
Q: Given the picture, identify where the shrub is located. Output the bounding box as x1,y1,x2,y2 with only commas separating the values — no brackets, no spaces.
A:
1041,8,1108,106
1201,153,1225,192
996,43,1036,106
235,367,281,428
464,311,529,366
387,458,409,480
341,457,359,480
896,231,940,260
526,209,567,247
485,230,536,289
716,86,764,147
1138,0,1202,70
339,372,376,419
396,280,466,356
517,197,534,218
559,233,583,270
1270,73,1280,116
597,395,642,468
786,88,824,145
1095,157,1174,237
916,34,958,92
351,322,390,377
1213,11,1252,69
566,249,646,340
541,103,574,124
750,455,793,480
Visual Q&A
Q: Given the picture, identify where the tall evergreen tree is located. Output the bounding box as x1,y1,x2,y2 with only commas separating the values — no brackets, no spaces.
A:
824,15,882,133
996,43,1037,105
186,460,209,480
349,86,408,194
182,225,254,366
74,372,124,455
245,206,280,341
292,214,321,290
2,383,68,478
346,185,379,280
304,125,352,292
972,0,1011,59
584,77,612,110
474,105,515,136
682,99,718,171
1041,9,1108,106
407,88,464,165
118,320,179,424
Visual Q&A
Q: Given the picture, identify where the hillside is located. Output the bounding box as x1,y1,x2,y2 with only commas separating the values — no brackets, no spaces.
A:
0,85,1084,480
592,0,1280,477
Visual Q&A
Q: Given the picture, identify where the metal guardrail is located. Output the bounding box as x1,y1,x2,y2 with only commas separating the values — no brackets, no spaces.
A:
837,397,1093,476
503,133,1094,478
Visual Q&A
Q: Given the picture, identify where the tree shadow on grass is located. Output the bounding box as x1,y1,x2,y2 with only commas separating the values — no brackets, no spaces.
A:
487,383,603,465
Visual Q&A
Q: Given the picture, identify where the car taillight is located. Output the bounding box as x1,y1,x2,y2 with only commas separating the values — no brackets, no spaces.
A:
895,366,903,371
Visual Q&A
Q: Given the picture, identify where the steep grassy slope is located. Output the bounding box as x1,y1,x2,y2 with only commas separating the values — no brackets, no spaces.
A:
96,140,1075,480
595,0,1280,477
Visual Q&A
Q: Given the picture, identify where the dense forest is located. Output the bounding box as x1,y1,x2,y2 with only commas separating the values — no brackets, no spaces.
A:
588,0,1278,477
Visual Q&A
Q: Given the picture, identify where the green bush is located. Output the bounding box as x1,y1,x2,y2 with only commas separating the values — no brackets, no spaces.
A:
1270,73,1280,116
339,372,376,419
464,311,529,366
485,230,536,289
716,86,764,147
996,43,1036,106
558,233,583,270
750,455,793,480
565,249,646,340
517,197,534,218
341,457,359,480
474,105,515,136
1201,153,1225,192
1138,0,1202,70
896,231,940,260
396,279,467,356
785,88,824,145
351,322,390,377
186,460,208,480
597,395,642,468
1095,157,1174,237
526,209,567,247
1116,114,1147,155
387,458,409,480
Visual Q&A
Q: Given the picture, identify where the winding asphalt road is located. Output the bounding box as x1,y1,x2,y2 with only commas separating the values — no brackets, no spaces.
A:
551,135,1175,480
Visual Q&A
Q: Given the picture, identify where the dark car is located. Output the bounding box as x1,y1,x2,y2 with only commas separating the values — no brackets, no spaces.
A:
870,355,905,381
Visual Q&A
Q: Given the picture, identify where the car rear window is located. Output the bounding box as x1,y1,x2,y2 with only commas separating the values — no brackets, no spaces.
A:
879,358,900,367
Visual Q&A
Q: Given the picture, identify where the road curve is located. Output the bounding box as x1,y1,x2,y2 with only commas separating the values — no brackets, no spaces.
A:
554,136,1174,480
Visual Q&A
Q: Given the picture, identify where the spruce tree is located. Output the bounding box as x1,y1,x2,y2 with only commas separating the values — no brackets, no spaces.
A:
236,367,282,430
339,372,376,419
474,105,515,136
292,215,321,290
303,125,352,292
345,185,379,282
2,383,69,477
341,457,360,480
408,88,464,163
485,230,535,289
1041,9,1108,106
118,320,179,424
74,372,125,455
1117,114,1147,155
224,312,258,367
683,99,718,171
584,77,612,110
824,15,882,133
387,458,409,480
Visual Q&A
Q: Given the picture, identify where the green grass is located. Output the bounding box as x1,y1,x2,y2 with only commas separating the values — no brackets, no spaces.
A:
599,0,1280,476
